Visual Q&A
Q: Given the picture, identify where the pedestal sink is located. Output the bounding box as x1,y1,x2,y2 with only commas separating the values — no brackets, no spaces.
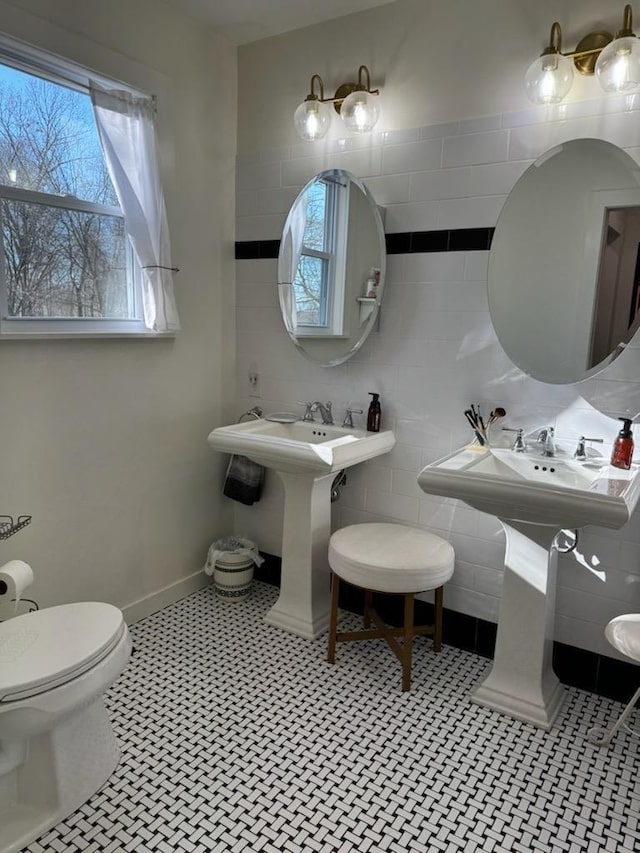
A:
208,418,395,639
418,444,640,728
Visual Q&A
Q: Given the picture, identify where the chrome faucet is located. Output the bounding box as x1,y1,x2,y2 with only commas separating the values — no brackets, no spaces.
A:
537,427,556,457
342,407,363,428
298,401,316,422
311,401,334,425
503,427,527,452
574,435,604,462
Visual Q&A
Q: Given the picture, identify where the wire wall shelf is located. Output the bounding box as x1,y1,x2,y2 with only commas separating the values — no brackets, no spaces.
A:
0,515,32,539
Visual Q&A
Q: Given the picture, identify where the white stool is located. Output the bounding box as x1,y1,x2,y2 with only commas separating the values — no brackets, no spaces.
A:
587,614,640,746
327,523,455,691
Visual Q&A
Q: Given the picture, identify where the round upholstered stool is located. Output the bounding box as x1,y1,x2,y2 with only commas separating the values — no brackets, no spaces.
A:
587,614,640,746
327,523,455,691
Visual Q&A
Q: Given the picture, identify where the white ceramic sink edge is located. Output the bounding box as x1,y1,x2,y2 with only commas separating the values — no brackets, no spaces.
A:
417,446,640,529
208,418,395,475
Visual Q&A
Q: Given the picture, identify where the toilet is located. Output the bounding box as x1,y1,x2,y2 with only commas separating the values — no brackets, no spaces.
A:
0,602,131,853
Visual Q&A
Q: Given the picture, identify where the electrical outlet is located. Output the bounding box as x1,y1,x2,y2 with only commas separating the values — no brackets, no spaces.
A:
248,369,262,398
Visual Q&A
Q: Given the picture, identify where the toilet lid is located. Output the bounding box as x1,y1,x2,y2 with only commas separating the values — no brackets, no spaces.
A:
0,602,125,702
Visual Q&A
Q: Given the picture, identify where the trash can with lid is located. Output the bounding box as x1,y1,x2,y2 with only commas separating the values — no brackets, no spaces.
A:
204,537,264,602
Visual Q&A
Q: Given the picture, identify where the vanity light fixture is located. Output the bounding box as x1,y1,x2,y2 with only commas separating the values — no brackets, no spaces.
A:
525,4,640,105
293,65,380,142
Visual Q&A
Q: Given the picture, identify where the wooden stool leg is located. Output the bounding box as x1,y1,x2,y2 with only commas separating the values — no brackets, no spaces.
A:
363,589,373,628
402,593,415,691
327,573,340,663
433,586,443,652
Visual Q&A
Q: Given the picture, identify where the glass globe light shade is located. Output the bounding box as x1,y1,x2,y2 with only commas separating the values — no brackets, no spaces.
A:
595,36,640,92
294,98,332,142
340,90,380,133
524,52,574,105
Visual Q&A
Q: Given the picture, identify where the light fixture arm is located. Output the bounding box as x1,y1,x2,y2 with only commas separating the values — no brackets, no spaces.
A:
618,3,634,38
356,64,379,96
305,73,325,102
540,22,608,66
304,65,380,112
541,21,563,56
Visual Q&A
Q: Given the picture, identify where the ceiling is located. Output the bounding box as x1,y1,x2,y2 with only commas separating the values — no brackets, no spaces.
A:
161,0,399,45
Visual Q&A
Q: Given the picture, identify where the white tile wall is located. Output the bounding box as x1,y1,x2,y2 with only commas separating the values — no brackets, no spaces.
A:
234,96,640,657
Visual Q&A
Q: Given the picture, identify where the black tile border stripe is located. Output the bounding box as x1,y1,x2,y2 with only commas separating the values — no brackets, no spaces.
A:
255,552,637,704
235,228,495,259
235,239,281,260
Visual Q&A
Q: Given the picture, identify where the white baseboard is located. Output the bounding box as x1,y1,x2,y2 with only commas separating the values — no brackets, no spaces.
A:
122,569,210,625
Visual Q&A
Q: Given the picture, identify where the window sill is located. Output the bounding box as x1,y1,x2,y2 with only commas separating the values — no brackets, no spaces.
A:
0,318,177,339
0,331,177,340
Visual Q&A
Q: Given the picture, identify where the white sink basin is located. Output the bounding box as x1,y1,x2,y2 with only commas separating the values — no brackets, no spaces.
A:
207,416,395,640
208,418,395,475
418,445,640,529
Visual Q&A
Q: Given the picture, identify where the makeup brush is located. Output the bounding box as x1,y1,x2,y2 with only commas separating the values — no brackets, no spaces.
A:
464,409,486,445
486,407,507,434
488,406,506,426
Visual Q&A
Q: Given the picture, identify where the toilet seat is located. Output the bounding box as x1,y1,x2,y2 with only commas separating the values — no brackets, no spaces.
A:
0,602,126,702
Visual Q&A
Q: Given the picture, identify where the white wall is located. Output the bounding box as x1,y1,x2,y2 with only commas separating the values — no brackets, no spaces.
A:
0,0,237,620
235,0,640,659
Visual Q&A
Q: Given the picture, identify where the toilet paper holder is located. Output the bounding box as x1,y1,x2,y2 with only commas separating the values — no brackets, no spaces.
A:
0,515,32,540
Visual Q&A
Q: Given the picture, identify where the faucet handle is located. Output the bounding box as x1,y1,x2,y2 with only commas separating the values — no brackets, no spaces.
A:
297,401,315,422
574,435,604,461
342,407,363,428
502,427,527,452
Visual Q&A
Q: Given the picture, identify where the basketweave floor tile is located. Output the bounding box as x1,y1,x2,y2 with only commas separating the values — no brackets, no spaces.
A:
23,582,640,853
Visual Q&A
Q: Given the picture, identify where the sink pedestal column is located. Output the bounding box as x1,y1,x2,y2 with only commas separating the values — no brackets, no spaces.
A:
264,471,334,639
471,520,565,729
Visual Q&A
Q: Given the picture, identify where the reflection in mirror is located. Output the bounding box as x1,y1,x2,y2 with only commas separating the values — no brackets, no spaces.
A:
591,207,640,368
488,138,640,385
278,168,386,367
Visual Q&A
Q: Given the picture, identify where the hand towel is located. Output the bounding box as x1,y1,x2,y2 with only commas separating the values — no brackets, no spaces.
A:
223,454,264,505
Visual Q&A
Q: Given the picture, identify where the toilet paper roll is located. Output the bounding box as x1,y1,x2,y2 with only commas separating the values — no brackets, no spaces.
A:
0,560,33,612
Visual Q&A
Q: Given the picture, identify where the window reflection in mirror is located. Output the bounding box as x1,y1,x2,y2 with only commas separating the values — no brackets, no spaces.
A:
293,175,347,336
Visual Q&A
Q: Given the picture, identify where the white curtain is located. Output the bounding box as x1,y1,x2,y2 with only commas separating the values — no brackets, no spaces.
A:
277,199,309,331
90,82,180,332
287,199,308,288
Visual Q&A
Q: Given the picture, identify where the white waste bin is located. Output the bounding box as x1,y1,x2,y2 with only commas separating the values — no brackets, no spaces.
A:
204,537,263,602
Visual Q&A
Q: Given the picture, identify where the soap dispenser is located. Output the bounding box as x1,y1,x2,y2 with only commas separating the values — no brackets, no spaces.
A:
611,418,635,470
367,392,381,432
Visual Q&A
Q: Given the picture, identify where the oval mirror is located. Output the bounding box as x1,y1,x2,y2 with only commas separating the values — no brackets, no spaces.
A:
277,168,386,367
488,138,640,384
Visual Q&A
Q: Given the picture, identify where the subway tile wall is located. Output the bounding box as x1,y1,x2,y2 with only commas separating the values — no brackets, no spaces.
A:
234,94,640,660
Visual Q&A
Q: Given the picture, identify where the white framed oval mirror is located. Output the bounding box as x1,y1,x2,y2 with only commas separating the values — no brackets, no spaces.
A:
488,138,640,385
277,168,386,367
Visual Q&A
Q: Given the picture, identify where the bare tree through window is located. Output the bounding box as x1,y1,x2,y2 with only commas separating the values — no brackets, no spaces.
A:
0,66,130,319
293,180,331,326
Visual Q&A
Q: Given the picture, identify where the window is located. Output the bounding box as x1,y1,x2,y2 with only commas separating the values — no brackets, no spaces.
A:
293,175,348,337
0,36,178,337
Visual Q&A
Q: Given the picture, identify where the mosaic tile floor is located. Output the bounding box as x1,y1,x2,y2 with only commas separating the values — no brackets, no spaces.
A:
25,582,640,852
